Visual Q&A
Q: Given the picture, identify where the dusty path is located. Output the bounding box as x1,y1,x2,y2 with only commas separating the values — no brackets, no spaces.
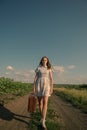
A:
50,94,87,130
0,94,87,130
0,95,30,130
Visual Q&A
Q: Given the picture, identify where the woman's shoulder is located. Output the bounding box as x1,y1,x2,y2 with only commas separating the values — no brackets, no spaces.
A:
35,65,41,72
48,68,52,73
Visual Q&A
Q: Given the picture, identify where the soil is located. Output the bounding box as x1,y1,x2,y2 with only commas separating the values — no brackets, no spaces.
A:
50,94,87,130
0,93,87,130
0,95,30,130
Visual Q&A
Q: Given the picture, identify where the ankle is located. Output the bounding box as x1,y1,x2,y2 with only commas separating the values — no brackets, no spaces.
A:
42,119,46,128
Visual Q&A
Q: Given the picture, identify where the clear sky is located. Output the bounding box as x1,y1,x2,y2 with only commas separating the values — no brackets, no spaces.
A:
0,0,87,84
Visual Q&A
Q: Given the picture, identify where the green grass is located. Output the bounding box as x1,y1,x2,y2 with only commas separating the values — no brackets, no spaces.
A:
0,77,33,95
0,77,33,103
54,87,87,113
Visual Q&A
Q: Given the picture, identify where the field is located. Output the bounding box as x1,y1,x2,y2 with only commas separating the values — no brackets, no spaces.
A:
54,84,87,113
0,77,87,130
0,77,33,104
0,77,63,130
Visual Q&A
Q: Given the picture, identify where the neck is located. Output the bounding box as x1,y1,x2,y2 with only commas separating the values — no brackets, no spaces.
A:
43,64,47,67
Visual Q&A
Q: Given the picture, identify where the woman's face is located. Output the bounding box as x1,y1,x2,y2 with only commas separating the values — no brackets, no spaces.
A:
42,57,48,65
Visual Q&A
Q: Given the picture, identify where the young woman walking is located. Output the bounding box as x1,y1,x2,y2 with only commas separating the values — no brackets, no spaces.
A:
34,56,53,129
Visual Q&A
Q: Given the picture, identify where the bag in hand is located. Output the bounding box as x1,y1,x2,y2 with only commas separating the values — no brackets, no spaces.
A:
28,93,37,113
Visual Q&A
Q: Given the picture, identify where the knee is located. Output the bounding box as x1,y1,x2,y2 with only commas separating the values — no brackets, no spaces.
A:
43,100,48,106
39,100,43,106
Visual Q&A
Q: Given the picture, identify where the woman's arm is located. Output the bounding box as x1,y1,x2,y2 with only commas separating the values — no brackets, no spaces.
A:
49,69,53,95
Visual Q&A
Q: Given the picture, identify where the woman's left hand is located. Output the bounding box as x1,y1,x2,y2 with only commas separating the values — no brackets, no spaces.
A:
50,88,53,95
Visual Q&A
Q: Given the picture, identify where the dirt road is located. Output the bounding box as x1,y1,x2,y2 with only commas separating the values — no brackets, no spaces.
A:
0,95,30,130
50,94,87,130
0,94,87,130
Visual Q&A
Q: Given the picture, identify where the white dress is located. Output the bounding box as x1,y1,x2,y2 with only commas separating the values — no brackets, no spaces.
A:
35,66,51,97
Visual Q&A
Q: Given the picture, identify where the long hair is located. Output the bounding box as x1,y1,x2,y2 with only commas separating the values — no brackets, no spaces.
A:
39,56,52,69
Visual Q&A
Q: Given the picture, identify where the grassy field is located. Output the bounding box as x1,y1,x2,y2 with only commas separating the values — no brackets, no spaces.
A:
0,77,33,95
54,85,87,113
0,77,33,103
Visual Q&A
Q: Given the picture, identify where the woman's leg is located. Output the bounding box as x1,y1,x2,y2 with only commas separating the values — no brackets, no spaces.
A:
38,97,43,116
41,96,48,128
38,96,49,128
42,96,48,120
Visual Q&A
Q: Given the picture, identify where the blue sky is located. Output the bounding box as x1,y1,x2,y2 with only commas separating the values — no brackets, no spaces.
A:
0,0,87,84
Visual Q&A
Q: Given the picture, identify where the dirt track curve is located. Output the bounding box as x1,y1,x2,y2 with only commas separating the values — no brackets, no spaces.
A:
0,94,87,130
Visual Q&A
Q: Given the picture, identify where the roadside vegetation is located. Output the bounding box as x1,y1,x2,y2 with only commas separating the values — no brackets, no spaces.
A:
0,77,33,103
54,84,87,113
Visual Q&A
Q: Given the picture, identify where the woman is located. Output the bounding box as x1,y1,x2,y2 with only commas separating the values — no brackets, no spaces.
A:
34,56,53,129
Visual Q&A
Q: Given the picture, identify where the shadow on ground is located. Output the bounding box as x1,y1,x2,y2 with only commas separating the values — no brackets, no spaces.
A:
0,103,30,125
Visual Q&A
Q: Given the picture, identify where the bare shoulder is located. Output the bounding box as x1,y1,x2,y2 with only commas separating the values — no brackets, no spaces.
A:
49,68,52,73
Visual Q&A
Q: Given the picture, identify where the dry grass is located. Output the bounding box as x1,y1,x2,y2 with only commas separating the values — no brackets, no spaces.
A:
54,87,87,113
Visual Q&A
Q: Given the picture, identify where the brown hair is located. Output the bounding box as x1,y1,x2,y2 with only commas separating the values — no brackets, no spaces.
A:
39,56,52,69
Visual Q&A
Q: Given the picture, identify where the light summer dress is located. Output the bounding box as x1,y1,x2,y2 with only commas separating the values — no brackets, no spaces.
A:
35,66,52,97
